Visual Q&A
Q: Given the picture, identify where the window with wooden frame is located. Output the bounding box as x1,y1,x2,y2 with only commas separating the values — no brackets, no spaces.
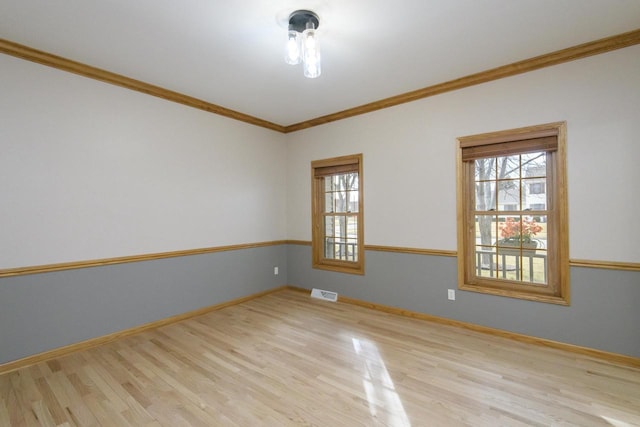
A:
311,154,364,275
456,122,569,304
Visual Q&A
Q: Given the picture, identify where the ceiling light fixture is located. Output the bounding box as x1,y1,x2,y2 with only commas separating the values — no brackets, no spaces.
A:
285,10,321,78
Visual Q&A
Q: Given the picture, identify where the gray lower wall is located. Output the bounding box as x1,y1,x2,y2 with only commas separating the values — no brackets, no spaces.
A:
0,245,287,364
2,243,638,365
287,244,640,358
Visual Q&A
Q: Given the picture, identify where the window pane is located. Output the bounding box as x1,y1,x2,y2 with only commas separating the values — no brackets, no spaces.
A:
325,173,360,213
324,216,336,237
332,174,341,191
345,237,358,261
347,190,359,212
323,236,358,261
499,216,523,244
325,193,335,213
498,216,544,249
496,155,520,180
475,158,496,180
498,179,521,211
325,236,337,259
522,252,548,285
475,181,496,211
325,236,344,260
324,237,336,258
495,252,520,281
522,152,546,177
475,246,497,278
322,214,359,262
475,215,498,247
333,191,348,212
475,214,497,280
346,215,358,239
345,173,358,191
525,178,547,211
529,215,547,250
335,215,347,238
324,176,335,192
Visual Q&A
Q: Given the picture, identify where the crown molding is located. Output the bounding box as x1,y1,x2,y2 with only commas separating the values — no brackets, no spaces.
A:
0,38,286,133
283,28,640,132
2,29,639,133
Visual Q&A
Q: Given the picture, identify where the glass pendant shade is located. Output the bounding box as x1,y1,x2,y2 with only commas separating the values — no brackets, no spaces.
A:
302,26,321,78
285,10,321,78
285,30,301,65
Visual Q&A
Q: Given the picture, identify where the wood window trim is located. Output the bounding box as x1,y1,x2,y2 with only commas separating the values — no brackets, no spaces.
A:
311,154,365,275
456,122,570,305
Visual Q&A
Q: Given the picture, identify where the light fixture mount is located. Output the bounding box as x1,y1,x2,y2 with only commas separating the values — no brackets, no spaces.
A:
288,10,319,33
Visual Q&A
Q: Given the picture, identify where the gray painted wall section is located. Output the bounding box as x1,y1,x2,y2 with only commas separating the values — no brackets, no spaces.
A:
2,243,637,365
287,245,640,358
0,245,287,364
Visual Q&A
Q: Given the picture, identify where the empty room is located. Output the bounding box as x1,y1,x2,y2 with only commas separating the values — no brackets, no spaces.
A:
1,1,639,425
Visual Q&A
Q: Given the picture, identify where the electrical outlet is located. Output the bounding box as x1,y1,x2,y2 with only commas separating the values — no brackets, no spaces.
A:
447,289,456,301
274,266,279,275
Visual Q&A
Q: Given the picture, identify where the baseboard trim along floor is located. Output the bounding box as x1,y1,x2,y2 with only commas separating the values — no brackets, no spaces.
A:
2,284,638,374
0,286,288,374
287,285,640,368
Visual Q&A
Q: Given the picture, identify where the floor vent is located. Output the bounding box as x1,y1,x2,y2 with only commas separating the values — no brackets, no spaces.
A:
310,288,338,302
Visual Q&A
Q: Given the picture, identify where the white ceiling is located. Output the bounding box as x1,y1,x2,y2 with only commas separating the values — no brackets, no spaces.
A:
1,1,639,127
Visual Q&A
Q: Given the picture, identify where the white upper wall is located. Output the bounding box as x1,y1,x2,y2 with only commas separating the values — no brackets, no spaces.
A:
286,45,640,263
0,54,287,269
2,44,639,268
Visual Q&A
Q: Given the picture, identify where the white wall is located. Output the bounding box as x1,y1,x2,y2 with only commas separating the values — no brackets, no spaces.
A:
2,43,639,270
286,45,640,263
0,54,287,270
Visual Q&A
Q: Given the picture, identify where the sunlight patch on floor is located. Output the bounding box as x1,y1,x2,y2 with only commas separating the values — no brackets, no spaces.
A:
352,337,411,427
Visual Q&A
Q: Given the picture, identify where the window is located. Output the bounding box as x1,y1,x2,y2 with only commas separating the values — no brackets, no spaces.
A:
456,122,569,304
311,154,364,274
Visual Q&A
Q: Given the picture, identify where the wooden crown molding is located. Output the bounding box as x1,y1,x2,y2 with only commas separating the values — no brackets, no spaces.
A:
0,38,286,133
283,28,640,132
2,29,639,134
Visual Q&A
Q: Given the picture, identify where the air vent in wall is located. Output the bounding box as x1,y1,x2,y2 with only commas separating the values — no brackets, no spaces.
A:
310,288,338,302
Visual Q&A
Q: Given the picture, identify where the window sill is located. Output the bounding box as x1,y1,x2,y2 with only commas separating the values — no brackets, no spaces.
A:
459,283,570,305
312,262,365,275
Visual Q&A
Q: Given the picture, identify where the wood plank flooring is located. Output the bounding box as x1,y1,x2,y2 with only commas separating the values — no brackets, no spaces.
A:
1,289,639,426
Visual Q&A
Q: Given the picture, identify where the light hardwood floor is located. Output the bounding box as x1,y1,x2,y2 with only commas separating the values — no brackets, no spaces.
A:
1,289,639,426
